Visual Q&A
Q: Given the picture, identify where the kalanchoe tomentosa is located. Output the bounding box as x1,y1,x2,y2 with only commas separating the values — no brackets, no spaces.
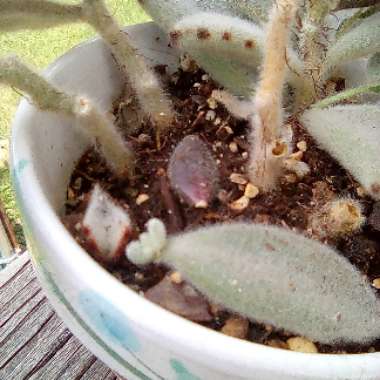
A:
4,0,380,347
125,0,380,346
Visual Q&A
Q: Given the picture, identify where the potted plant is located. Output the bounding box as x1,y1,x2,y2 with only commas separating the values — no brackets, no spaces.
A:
6,0,380,378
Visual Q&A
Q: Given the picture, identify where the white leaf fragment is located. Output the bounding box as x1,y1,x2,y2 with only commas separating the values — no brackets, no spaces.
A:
83,184,132,263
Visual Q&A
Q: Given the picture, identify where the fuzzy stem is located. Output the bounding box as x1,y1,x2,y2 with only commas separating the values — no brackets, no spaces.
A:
0,55,77,113
248,0,300,191
299,1,339,103
0,0,83,31
82,0,174,135
0,55,134,177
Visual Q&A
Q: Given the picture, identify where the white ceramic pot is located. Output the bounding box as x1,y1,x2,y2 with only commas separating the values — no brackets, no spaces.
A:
10,22,380,380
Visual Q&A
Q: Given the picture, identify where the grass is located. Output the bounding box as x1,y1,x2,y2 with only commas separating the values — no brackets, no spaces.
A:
0,0,149,241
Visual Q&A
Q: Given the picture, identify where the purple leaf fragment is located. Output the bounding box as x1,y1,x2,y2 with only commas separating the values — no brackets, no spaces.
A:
168,135,219,208
145,276,212,322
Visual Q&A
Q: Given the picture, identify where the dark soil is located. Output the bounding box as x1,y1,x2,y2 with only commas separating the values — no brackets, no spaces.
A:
63,63,380,354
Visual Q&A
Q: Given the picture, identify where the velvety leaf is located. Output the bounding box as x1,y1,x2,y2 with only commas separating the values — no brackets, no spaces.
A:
83,185,132,263
138,0,271,32
159,223,380,344
314,83,380,108
336,5,380,38
323,12,380,78
145,276,212,322
194,0,273,23
171,12,264,96
368,53,380,81
301,105,380,199
168,135,219,208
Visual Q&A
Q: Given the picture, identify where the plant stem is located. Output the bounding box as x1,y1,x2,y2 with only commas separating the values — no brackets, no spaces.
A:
249,0,300,191
0,0,83,31
0,55,134,177
82,0,174,136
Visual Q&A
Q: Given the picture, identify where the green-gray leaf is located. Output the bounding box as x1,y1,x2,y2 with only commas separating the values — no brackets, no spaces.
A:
368,53,380,80
322,12,380,78
172,12,264,96
314,83,380,108
336,5,380,38
301,105,380,199
159,223,380,344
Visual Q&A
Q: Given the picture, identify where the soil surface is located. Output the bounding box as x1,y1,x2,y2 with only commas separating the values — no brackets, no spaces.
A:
63,62,380,354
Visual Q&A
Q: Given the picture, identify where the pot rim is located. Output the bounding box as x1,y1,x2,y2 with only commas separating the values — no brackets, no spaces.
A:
10,23,380,379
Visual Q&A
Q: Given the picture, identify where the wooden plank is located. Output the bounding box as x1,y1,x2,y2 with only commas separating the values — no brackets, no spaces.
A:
0,218,13,259
0,255,34,307
0,253,122,379
0,199,19,259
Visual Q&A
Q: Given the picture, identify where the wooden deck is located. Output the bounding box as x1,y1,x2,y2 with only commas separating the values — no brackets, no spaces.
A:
0,253,123,379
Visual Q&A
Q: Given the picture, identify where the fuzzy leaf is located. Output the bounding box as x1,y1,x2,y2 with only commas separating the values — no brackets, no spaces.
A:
314,83,380,108
171,12,265,96
159,223,380,344
323,12,380,78
194,0,273,23
336,5,380,38
136,0,198,30
168,135,219,208
139,0,271,31
334,59,369,89
368,53,380,80
301,105,380,199
0,0,82,32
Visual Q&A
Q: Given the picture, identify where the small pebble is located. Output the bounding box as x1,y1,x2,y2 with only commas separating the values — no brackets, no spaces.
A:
135,272,145,282
357,186,366,198
229,196,250,211
170,271,183,284
217,189,229,203
180,54,198,72
289,151,303,161
287,337,318,353
136,194,150,205
267,340,289,350
284,159,311,179
193,82,201,88
73,177,82,190
206,110,216,121
214,117,222,126
221,317,249,339
230,173,248,185
297,141,307,152
138,133,152,145
242,152,248,159
284,173,298,184
229,142,239,153
207,97,218,109
244,183,259,199
372,278,380,289
195,200,208,209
